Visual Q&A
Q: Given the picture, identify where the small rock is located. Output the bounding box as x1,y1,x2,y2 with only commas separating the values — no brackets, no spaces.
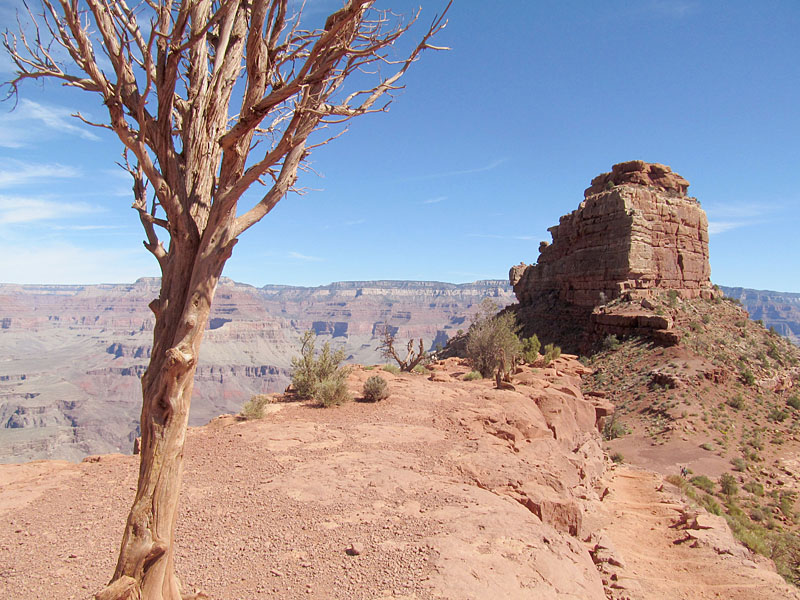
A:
345,543,364,556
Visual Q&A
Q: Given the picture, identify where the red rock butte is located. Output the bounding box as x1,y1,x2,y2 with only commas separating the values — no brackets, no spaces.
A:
510,160,716,309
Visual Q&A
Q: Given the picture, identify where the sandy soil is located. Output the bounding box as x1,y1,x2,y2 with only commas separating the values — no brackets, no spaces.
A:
1,361,796,599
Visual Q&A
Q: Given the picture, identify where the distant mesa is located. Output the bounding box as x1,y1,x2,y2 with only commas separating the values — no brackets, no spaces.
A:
510,160,719,350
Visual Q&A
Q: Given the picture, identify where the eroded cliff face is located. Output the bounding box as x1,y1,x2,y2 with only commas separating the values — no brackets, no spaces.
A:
510,161,718,350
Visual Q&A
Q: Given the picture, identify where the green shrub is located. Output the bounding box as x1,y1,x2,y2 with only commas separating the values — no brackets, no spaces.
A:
787,395,800,410
465,299,522,378
700,494,722,515
240,394,271,420
610,451,624,464
666,474,689,493
412,364,426,374
720,473,739,496
290,330,349,402
602,334,620,351
542,343,561,365
771,532,800,585
521,335,541,363
744,481,764,496
463,370,482,381
690,475,715,493
727,394,745,410
731,457,747,472
602,415,629,440
700,442,714,451
741,368,756,386
362,375,389,402
316,376,351,408
779,493,796,521
668,289,679,307
702,314,712,324
382,363,401,375
768,408,788,423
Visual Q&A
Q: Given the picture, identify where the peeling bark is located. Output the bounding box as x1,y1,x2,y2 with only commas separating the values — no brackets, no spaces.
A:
3,2,451,597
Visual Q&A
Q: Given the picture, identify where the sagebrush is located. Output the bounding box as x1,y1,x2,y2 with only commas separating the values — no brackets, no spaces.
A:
240,394,272,420
466,299,522,378
362,375,389,402
290,330,350,406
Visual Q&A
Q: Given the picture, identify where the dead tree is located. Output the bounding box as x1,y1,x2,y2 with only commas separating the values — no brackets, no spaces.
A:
2,2,450,599
494,347,515,390
380,326,427,372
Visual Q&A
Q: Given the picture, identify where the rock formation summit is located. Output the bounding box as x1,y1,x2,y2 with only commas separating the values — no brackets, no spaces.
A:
510,161,718,349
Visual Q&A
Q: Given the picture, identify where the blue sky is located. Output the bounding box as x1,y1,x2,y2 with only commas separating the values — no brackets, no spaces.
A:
1,0,798,291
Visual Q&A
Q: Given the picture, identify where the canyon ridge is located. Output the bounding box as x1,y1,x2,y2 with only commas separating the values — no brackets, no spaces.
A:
2,161,800,599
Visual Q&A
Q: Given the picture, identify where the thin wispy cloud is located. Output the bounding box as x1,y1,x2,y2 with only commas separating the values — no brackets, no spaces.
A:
0,195,93,224
288,251,324,262
344,218,366,226
0,99,101,148
708,221,748,235
0,161,81,188
704,202,771,219
402,158,508,182
422,195,447,205
705,201,774,235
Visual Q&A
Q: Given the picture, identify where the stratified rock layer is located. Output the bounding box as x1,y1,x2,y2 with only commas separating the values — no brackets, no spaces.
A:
510,161,717,350
0,278,513,463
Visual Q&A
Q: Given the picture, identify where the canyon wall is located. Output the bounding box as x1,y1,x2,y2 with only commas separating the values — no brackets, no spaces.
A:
0,278,513,463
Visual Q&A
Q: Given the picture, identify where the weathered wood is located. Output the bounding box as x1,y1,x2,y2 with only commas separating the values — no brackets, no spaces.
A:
4,1,451,598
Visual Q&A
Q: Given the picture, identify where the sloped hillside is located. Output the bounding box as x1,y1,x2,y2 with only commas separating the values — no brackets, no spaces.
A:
584,290,800,584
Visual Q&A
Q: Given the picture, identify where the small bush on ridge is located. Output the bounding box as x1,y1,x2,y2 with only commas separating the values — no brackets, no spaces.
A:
290,330,349,406
542,343,561,365
602,334,620,351
362,375,389,402
720,473,739,496
521,335,541,363
690,475,715,493
316,377,351,407
465,299,522,378
240,394,271,420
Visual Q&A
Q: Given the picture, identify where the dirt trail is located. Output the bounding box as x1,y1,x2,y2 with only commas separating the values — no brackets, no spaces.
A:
595,466,798,600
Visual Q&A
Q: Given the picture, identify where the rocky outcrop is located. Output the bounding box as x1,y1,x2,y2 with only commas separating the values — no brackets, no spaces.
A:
510,161,718,350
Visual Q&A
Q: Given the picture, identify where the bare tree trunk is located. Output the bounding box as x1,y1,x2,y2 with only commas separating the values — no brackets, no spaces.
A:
99,229,234,600
4,3,451,597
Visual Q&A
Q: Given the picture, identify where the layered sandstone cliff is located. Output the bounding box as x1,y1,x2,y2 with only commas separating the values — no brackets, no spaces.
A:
0,279,513,463
510,161,718,349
